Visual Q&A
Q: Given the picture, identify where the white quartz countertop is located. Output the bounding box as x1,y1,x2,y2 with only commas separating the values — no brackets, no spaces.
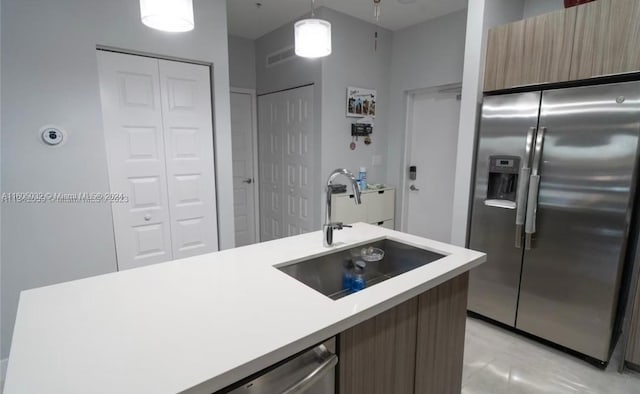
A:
4,223,485,394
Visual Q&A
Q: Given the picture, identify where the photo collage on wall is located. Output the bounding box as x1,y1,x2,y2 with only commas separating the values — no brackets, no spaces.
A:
347,87,376,118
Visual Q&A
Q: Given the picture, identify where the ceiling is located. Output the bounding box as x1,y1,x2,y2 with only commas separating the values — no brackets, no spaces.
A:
227,0,468,40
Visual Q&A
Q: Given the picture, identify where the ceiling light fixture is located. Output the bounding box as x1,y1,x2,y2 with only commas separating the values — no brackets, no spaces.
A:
294,0,332,58
140,0,194,33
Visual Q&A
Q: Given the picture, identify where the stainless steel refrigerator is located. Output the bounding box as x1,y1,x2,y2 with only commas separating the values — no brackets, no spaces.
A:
468,80,640,363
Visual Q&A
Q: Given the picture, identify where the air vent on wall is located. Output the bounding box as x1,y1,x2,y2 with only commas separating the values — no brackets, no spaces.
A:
266,46,296,68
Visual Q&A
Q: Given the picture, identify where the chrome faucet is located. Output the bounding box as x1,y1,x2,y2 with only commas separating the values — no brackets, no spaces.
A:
324,168,362,247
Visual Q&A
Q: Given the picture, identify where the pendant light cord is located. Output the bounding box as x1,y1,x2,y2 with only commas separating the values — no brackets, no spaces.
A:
310,0,315,18
373,0,381,51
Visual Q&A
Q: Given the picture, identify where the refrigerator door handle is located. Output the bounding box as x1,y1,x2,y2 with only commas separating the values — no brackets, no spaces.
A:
515,127,537,248
524,127,546,249
515,167,531,248
525,175,541,249
531,127,546,176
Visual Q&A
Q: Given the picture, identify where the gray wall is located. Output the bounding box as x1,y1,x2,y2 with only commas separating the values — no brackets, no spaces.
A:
387,10,468,229
255,16,321,96
451,0,525,246
255,8,461,225
1,0,234,361
0,0,3,381
254,15,324,228
318,7,392,189
228,35,256,89
523,0,564,18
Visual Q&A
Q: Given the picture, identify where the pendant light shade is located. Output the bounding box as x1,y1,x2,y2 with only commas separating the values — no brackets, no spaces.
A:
294,19,332,58
140,0,194,32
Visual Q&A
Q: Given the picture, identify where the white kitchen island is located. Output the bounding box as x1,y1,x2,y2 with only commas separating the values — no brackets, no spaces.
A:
4,223,485,394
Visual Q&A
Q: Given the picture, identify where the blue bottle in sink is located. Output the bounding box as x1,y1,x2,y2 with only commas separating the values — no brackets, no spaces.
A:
342,260,354,292
351,261,367,292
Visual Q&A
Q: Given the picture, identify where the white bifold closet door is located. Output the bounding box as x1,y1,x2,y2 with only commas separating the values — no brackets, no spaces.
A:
258,85,316,242
97,51,218,270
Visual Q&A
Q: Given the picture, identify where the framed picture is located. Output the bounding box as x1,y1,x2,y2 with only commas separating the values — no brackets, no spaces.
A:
346,86,376,118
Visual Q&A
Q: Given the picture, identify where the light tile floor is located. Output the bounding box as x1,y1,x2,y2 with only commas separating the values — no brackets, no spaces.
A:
462,317,640,393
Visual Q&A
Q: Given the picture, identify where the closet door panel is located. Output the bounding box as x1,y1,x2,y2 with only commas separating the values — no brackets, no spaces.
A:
258,94,284,242
258,86,317,241
281,85,316,236
159,60,219,258
97,51,173,270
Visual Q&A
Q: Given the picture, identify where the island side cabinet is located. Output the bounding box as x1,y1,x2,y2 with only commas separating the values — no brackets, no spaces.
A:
338,272,469,394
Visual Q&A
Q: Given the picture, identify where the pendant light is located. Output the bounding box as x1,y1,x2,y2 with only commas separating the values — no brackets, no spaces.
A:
295,0,332,58
140,0,194,32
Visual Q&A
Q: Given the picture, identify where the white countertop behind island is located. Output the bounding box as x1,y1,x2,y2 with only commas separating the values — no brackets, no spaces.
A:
4,223,485,394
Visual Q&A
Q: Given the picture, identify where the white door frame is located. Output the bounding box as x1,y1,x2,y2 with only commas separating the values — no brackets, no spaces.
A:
230,87,260,243
400,83,462,233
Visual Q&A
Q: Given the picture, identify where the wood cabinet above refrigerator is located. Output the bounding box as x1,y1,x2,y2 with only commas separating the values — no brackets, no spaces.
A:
484,0,640,92
484,9,576,91
571,0,640,79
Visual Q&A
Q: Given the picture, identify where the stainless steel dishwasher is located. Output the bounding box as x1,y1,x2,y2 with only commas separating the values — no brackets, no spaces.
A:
225,338,337,394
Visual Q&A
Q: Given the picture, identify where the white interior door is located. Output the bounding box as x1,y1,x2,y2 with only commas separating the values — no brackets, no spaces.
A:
282,86,315,236
258,92,284,242
405,90,461,242
258,85,316,241
231,91,258,246
158,59,219,258
97,51,173,269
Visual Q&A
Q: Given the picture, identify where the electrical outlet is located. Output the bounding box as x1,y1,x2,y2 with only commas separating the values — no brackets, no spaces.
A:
371,155,383,167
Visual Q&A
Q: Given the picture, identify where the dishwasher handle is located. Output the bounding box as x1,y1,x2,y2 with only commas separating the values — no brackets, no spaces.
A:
281,345,338,394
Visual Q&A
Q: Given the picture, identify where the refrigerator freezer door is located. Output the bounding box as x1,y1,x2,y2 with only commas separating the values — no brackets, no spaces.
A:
468,91,542,326
516,81,640,361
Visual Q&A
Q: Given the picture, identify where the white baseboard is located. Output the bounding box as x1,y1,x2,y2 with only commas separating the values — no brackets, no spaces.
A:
1,358,7,393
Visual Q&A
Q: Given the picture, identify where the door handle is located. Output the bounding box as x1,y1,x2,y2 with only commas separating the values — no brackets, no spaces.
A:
515,167,531,248
524,175,540,249
281,345,338,394
243,178,253,184
531,127,546,177
409,184,420,191
524,127,546,250
515,127,537,248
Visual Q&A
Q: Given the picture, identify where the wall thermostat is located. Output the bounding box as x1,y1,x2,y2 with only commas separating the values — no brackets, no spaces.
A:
41,127,65,146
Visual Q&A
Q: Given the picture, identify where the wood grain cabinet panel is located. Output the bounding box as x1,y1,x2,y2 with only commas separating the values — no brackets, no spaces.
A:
484,22,525,92
339,273,469,394
522,8,576,85
571,0,640,79
485,0,640,91
414,273,469,394
626,277,640,366
483,26,504,92
570,0,610,79
602,0,640,75
339,298,418,394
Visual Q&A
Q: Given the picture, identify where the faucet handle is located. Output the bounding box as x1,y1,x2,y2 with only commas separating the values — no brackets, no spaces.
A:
328,222,347,230
332,222,353,230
